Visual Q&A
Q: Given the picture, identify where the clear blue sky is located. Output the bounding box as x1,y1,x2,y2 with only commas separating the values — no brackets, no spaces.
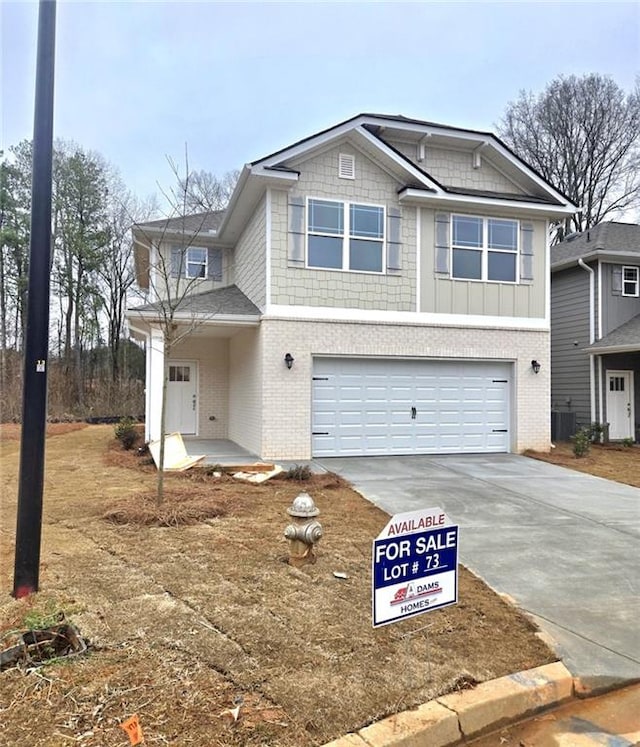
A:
2,1,638,202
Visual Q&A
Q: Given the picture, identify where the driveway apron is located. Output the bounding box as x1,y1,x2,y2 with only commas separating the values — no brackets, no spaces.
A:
317,454,640,686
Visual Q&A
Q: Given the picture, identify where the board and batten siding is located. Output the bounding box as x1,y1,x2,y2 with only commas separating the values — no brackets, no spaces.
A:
419,210,546,318
600,262,640,336
550,267,592,428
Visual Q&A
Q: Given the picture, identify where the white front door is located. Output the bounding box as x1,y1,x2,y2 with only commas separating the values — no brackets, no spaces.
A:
606,370,633,440
166,361,197,434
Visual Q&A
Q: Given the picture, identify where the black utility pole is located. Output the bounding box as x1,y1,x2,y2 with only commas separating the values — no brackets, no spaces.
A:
13,0,57,599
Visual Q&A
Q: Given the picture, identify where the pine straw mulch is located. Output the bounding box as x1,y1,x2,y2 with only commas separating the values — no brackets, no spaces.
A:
525,441,640,488
103,485,237,527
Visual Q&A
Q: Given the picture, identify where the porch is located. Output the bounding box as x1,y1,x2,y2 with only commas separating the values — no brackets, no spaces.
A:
182,437,326,472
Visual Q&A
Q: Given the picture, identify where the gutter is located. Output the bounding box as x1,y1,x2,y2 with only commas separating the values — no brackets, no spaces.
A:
578,258,596,424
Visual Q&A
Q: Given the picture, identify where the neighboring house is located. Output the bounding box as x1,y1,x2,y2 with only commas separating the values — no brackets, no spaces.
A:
550,222,640,442
128,113,577,460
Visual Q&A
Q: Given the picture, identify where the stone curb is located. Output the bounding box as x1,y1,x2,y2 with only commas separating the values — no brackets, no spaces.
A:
321,661,574,747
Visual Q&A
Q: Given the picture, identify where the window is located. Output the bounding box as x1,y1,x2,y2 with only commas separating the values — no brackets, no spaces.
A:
622,266,639,297
169,365,190,382
307,199,384,273
451,215,518,282
610,376,625,392
186,247,207,278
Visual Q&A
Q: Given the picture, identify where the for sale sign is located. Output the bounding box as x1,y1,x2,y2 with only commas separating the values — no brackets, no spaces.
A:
372,506,458,627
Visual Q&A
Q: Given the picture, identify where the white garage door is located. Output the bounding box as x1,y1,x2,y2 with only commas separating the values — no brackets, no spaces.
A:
312,358,511,457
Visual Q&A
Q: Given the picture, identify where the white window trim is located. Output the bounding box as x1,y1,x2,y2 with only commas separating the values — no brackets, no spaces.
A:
622,265,639,297
305,197,387,274
450,213,520,284
186,246,208,279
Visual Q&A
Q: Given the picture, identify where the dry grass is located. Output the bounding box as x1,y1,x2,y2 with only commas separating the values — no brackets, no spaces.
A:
525,441,640,488
0,422,88,442
0,427,555,746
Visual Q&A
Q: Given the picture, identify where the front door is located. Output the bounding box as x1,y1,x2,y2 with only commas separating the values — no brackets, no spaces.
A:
166,361,197,434
606,370,633,440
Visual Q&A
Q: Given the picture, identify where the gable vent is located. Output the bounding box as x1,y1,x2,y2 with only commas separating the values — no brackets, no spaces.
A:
338,153,355,180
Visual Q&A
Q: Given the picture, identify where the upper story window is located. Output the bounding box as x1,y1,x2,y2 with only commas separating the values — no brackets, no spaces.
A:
451,215,519,282
622,266,639,297
186,247,207,278
171,245,223,281
307,198,385,273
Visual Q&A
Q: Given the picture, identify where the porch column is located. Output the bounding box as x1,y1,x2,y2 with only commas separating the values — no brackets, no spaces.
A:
146,325,165,442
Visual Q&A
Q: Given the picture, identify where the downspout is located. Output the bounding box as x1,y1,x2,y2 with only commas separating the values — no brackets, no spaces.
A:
578,258,596,424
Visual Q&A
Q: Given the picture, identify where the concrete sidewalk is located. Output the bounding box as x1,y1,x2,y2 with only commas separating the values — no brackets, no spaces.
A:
317,453,640,687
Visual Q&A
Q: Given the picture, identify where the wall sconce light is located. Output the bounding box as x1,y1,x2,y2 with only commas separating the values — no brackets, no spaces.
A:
531,359,541,374
284,353,294,370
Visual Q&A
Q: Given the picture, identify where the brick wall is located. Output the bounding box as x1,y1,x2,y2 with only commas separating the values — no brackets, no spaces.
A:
258,318,550,459
228,327,263,454
169,336,229,439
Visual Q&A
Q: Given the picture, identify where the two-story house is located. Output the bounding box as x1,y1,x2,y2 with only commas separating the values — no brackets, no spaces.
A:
551,222,640,441
128,113,577,460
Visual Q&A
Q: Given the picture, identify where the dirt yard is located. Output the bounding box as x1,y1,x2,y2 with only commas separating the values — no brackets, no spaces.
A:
525,442,640,488
1,427,554,746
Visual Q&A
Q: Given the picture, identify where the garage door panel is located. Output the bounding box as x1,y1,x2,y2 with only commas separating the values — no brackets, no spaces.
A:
312,359,511,456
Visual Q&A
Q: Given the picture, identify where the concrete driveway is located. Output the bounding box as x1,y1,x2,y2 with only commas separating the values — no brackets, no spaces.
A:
316,453,640,686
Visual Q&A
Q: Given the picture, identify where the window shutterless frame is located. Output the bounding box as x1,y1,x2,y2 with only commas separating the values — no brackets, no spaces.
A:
622,266,639,297
306,197,386,274
450,214,520,283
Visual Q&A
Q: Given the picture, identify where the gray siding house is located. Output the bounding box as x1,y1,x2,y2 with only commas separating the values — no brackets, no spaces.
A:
550,222,640,441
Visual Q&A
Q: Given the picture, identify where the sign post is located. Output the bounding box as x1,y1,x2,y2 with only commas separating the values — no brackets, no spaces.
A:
372,507,458,628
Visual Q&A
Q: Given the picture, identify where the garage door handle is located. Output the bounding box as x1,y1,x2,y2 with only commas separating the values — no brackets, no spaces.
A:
411,407,417,420
492,429,508,433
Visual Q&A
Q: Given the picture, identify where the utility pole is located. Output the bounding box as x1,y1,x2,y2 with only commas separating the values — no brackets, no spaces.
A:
13,0,57,599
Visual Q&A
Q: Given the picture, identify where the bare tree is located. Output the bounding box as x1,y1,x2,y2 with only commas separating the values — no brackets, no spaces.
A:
177,168,239,212
498,74,640,241
99,175,156,383
133,153,234,505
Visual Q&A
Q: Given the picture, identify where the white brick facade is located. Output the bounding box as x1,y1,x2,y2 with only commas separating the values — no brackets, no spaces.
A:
170,336,229,439
247,318,551,460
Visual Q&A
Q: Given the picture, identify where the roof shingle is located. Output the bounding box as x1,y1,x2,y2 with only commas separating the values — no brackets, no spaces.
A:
552,222,640,268
135,210,226,235
130,285,260,317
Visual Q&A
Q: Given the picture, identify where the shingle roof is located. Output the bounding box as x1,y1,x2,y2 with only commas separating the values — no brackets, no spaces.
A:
131,285,260,317
589,313,640,352
135,210,226,235
552,222,640,268
442,186,559,205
